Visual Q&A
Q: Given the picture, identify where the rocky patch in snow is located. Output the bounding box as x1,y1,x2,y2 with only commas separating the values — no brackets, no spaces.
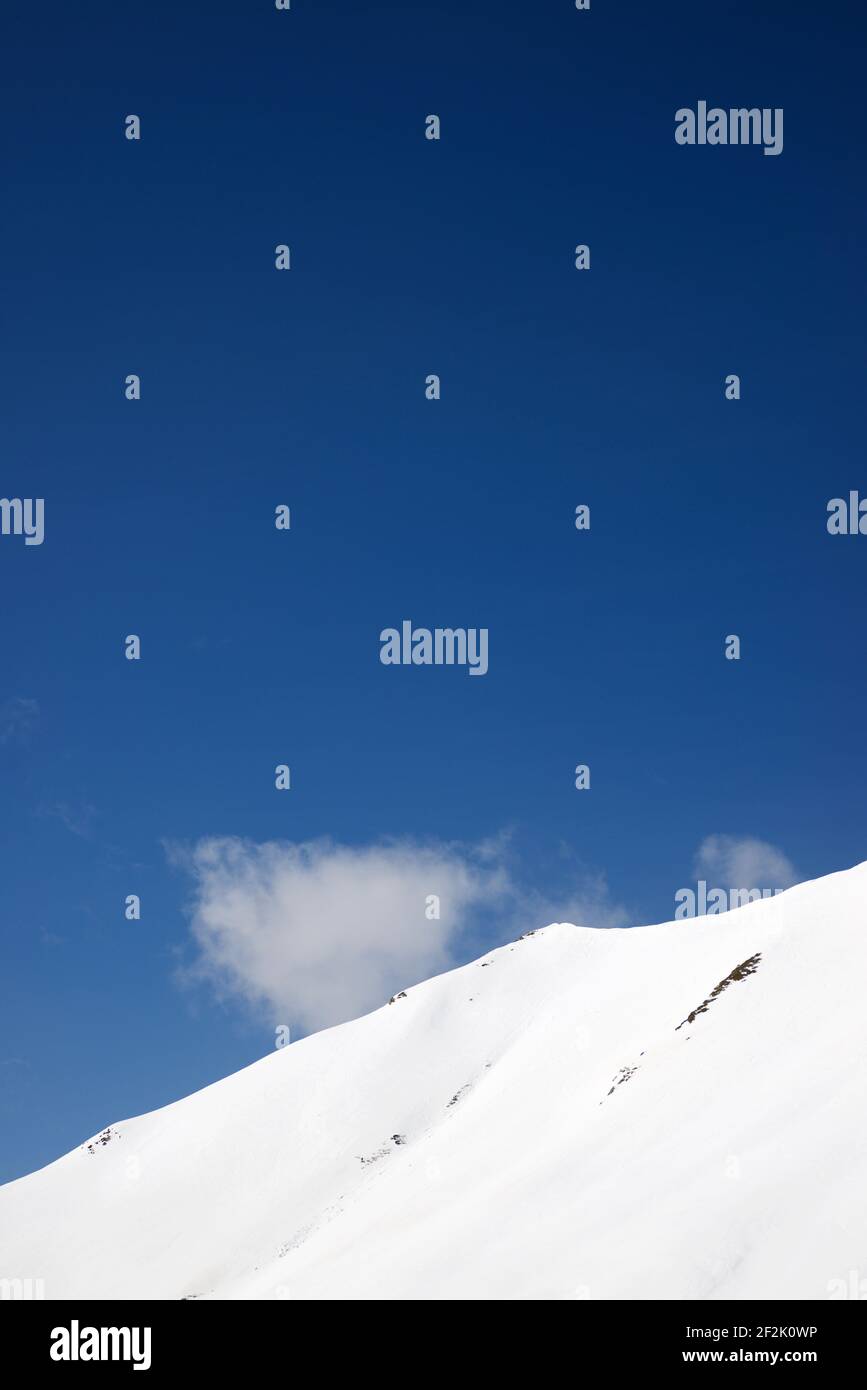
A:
675,953,762,1032
82,1127,120,1155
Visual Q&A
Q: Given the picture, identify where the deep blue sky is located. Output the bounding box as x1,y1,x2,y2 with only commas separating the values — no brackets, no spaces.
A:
2,0,866,1184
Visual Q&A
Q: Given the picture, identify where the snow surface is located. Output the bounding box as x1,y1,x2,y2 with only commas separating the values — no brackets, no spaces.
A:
2,862,867,1300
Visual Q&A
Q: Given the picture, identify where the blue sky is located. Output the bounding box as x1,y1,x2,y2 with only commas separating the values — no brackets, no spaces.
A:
2,0,866,1184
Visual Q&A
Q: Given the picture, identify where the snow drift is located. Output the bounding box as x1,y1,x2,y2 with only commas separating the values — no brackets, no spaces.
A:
2,861,866,1300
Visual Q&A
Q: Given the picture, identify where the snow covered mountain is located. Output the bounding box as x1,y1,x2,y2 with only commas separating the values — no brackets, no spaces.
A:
3,861,867,1301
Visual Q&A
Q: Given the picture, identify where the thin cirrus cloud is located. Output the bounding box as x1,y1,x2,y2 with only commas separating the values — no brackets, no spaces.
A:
0,696,38,746
693,835,800,892
171,836,630,1035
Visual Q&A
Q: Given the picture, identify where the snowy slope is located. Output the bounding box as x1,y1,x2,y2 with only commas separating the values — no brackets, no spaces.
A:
3,861,867,1301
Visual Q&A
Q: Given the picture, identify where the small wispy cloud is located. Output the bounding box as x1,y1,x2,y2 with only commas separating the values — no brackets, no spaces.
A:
0,1058,30,1094
0,696,38,746
514,873,631,933
693,835,800,893
36,800,98,839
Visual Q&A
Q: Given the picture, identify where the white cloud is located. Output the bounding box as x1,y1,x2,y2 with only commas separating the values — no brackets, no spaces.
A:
693,835,799,893
173,836,509,1034
172,837,631,1035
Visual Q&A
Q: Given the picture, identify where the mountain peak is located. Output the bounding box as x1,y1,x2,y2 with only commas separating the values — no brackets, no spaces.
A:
2,862,865,1300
